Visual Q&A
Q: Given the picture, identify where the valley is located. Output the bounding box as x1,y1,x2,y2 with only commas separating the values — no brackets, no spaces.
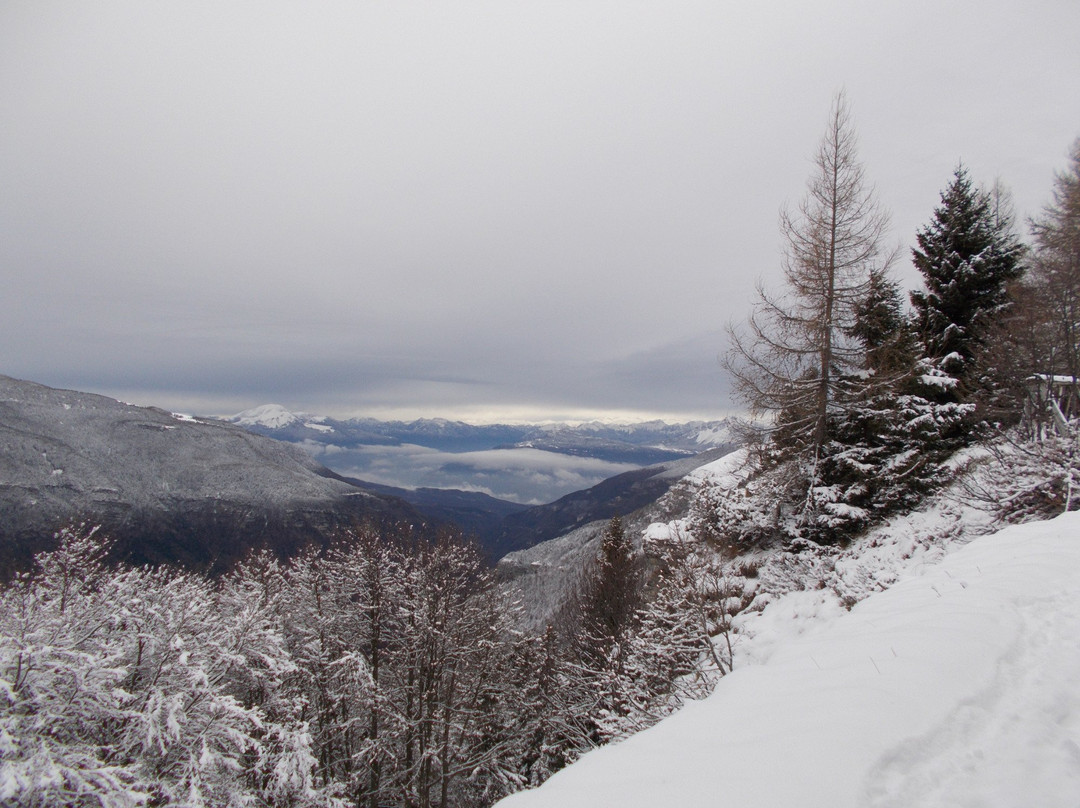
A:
0,375,738,573
225,403,740,504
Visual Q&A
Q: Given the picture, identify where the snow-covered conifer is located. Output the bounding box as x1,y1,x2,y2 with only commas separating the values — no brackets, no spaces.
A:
910,165,1025,391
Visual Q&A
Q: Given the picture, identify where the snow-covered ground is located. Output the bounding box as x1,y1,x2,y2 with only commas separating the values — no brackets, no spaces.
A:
683,446,749,488
497,511,1080,807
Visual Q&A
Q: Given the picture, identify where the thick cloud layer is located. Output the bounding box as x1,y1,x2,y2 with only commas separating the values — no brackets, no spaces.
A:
2,1,1077,420
316,442,639,505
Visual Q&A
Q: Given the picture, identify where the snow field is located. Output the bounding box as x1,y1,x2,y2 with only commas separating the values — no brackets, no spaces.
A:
496,513,1080,808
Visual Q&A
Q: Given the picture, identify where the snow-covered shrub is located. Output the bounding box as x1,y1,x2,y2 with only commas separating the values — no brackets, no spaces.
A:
962,431,1080,523
687,466,793,554
0,527,325,808
0,527,145,807
277,527,532,808
813,391,972,540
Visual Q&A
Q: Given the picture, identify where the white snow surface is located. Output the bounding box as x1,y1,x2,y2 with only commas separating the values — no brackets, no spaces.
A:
693,423,738,446
684,446,749,488
497,512,1080,808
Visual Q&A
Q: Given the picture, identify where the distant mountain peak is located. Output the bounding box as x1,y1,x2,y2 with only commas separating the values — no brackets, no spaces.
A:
228,403,301,429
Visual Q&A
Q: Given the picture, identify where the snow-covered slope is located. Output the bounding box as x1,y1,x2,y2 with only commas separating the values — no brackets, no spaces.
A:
497,512,1080,808
496,447,739,624
0,375,421,575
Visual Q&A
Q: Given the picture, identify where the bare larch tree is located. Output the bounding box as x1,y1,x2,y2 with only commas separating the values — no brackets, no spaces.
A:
725,91,893,482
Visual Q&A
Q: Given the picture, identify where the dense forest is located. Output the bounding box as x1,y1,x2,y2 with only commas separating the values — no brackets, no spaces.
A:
2,96,1079,807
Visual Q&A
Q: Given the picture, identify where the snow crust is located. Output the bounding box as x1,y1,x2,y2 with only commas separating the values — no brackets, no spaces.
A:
497,512,1080,808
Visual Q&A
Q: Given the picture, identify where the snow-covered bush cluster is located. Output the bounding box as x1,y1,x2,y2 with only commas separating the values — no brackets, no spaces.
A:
0,526,544,807
0,526,319,808
961,433,1080,523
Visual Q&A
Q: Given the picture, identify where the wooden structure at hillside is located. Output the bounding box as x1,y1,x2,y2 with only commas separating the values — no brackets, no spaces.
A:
1025,374,1080,437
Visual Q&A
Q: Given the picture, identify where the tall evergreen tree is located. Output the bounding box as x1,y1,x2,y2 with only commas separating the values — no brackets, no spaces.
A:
569,516,644,743
576,516,641,670
910,165,1025,386
812,269,969,539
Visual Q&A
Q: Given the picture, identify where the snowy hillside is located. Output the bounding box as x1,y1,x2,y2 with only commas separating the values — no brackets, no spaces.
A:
0,375,420,575
497,447,740,624
497,512,1080,808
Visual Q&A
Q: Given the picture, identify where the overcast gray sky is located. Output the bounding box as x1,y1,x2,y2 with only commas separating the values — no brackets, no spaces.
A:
2,1,1078,422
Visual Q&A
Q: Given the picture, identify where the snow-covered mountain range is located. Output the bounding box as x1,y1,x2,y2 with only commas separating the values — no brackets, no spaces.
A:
0,376,741,573
224,404,742,504
226,404,739,455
